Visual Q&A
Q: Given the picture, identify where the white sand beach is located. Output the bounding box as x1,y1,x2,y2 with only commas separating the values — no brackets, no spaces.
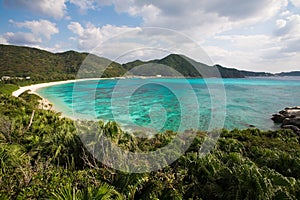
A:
11,76,160,112
12,78,107,97
12,78,111,111
11,76,158,98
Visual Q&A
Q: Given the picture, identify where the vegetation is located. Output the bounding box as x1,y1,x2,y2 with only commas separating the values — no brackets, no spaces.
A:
0,44,126,81
1,44,285,81
122,54,246,78
0,83,19,95
0,83,299,199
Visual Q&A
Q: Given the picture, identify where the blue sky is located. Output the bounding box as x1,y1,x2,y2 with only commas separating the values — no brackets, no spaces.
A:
0,0,300,72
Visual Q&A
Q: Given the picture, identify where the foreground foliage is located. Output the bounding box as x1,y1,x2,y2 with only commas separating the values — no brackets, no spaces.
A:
0,91,299,199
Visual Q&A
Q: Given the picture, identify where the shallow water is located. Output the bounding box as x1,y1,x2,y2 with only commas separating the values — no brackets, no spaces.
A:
37,77,300,133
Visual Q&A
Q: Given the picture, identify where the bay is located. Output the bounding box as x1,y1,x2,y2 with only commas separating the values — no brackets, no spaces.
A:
37,77,300,133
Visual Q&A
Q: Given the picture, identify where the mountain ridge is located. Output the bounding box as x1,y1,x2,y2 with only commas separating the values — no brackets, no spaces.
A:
0,44,298,81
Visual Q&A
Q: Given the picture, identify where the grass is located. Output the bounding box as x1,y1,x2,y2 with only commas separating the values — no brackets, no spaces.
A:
0,83,19,95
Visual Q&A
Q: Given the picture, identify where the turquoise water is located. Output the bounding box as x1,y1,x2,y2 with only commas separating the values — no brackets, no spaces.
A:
37,77,300,133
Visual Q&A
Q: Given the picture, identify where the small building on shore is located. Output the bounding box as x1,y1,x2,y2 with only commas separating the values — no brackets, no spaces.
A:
1,76,11,81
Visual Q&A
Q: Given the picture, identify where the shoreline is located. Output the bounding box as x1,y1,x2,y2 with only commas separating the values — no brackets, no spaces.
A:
11,77,297,131
11,76,200,98
11,76,178,98
12,78,113,113
12,78,108,97
11,76,200,118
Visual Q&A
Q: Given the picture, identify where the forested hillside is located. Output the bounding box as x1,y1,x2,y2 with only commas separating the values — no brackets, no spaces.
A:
122,54,245,78
0,44,126,81
0,44,280,81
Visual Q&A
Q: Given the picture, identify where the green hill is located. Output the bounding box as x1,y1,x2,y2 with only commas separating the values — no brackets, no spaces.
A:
0,44,69,80
0,44,126,81
123,54,245,78
1,44,288,80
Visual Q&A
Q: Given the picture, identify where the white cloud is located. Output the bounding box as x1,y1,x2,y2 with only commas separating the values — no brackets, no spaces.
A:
275,14,300,39
202,0,287,21
205,44,293,72
3,32,42,45
0,19,59,47
63,0,287,36
202,12,299,72
68,22,104,51
70,0,286,46
273,14,300,53
204,35,275,71
3,0,67,19
69,0,112,12
290,0,300,7
205,45,250,67
280,10,291,17
11,19,59,40
260,49,300,72
69,0,97,11
0,36,8,44
109,0,286,27
281,38,300,52
68,22,84,36
213,35,276,50
276,19,287,29
68,21,139,51
203,30,300,72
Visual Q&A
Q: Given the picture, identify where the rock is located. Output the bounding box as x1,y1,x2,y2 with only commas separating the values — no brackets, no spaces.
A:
271,106,300,133
282,117,300,127
271,114,285,123
282,125,300,133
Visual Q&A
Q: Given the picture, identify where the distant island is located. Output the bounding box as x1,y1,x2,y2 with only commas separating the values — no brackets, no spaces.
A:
0,44,299,82
275,71,300,76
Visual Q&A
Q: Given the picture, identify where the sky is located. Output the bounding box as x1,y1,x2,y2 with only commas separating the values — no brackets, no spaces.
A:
0,0,300,72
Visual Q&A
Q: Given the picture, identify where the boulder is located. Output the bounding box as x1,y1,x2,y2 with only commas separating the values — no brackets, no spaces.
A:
271,107,300,133
282,117,300,127
271,114,285,123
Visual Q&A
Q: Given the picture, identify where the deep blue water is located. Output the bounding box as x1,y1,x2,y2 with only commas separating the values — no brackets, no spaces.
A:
37,77,300,133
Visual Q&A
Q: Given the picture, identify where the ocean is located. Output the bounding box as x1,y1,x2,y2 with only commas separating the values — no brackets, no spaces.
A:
37,77,300,133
